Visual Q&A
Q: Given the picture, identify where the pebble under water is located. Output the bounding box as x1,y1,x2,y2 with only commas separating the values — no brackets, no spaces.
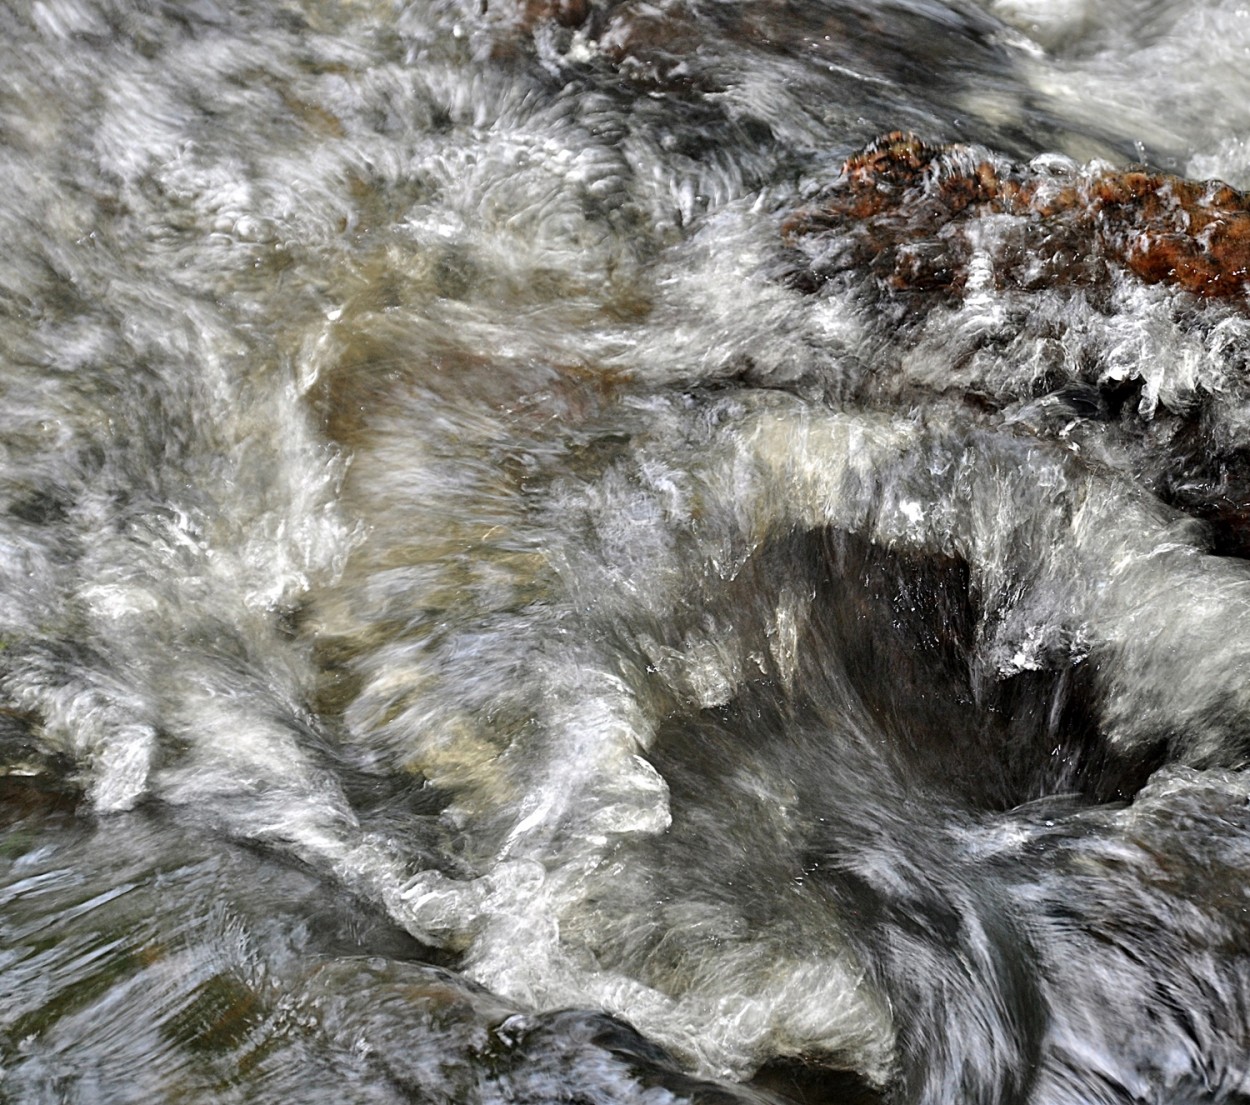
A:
7,1,1250,1102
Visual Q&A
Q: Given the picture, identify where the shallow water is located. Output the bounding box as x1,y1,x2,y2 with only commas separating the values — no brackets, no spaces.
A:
5,1,1250,1102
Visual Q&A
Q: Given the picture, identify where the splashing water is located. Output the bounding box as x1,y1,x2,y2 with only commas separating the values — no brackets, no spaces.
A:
6,1,1250,1102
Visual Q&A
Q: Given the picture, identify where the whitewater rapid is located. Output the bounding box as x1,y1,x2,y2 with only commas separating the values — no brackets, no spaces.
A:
6,1,1250,1102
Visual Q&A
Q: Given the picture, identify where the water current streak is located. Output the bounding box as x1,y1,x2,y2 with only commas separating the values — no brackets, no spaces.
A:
4,1,1250,1103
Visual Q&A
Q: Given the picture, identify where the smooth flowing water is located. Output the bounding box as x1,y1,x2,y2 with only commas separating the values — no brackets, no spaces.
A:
5,1,1250,1102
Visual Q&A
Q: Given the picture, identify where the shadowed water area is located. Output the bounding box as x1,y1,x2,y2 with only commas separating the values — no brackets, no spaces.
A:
6,0,1250,1101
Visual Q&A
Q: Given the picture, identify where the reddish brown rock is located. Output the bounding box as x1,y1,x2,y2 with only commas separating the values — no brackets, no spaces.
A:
517,0,591,29
782,131,1250,301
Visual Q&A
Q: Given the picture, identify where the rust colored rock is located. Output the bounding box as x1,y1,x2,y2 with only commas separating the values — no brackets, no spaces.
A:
544,0,591,29
484,0,592,37
782,132,1250,302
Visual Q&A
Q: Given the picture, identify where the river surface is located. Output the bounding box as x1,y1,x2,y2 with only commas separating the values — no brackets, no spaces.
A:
5,1,1250,1102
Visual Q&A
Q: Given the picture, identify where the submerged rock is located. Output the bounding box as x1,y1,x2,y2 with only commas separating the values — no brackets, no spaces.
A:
489,0,1018,118
782,131,1250,301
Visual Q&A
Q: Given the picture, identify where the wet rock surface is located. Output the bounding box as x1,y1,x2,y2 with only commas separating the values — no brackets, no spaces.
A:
775,132,1250,560
781,131,1250,302
484,0,1039,157
498,0,1010,79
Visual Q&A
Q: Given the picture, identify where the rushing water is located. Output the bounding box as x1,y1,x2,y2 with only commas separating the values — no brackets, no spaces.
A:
5,1,1250,1102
